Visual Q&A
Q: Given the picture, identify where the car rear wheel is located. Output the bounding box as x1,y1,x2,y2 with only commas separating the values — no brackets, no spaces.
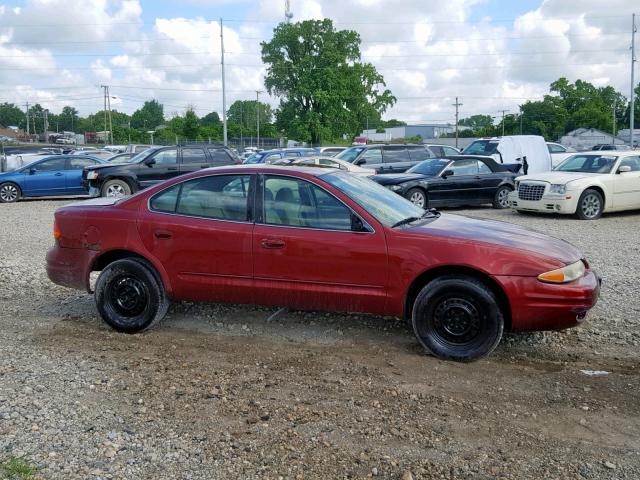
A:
0,182,21,203
102,179,132,198
406,188,428,209
492,185,512,209
411,275,504,361
575,189,603,220
95,259,169,333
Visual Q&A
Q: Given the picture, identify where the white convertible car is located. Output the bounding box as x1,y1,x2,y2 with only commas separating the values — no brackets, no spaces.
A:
509,151,640,219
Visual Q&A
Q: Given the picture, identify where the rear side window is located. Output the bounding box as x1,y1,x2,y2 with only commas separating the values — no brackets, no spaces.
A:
134,146,148,153
208,148,233,164
449,159,479,175
408,147,432,162
443,147,459,156
383,147,411,163
176,175,251,221
283,151,300,158
151,149,177,165
182,148,207,163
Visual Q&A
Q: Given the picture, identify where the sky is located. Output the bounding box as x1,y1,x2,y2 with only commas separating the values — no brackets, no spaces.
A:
0,0,637,130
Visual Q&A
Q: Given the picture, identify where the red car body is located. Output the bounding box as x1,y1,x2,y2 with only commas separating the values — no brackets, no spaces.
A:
47,165,600,335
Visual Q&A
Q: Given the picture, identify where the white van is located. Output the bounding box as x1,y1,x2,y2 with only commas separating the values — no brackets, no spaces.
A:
462,135,552,174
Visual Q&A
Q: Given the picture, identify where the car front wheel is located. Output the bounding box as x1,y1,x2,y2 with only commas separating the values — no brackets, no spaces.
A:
95,259,169,333
406,188,428,209
411,275,504,361
575,189,603,220
102,179,132,198
0,182,21,203
492,185,512,209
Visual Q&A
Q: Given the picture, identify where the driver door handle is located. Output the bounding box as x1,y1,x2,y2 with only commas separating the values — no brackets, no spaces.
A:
260,238,285,249
167,166,178,171
154,230,172,240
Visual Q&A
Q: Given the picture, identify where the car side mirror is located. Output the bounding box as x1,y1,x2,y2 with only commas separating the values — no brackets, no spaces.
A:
29,167,37,175
351,214,369,233
617,165,632,174
441,169,454,178
144,157,156,166
354,159,364,166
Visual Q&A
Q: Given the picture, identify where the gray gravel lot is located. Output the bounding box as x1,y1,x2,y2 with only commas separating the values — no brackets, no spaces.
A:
0,199,638,479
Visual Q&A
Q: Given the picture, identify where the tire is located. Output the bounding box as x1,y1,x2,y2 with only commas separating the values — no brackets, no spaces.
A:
95,259,169,333
101,179,132,198
492,185,512,209
0,182,21,203
575,189,603,220
406,188,428,209
411,275,504,362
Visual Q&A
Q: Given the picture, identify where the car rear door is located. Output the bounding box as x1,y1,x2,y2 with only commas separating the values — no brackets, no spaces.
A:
65,157,101,194
381,146,413,173
355,147,383,172
138,173,255,304
23,157,67,196
252,174,388,314
436,158,482,205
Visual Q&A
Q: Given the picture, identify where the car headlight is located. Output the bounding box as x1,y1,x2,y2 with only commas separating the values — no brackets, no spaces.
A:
388,185,403,191
86,171,99,180
538,260,585,284
549,184,567,195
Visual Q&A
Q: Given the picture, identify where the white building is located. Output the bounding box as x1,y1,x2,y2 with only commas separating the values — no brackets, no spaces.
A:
559,128,626,150
360,124,459,141
616,129,640,147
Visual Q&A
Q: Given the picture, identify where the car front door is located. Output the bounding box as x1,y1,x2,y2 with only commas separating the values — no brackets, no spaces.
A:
179,147,209,173
137,173,255,304
66,157,101,194
136,148,179,187
23,157,68,196
356,147,383,172
612,156,640,208
252,174,388,314
431,159,481,205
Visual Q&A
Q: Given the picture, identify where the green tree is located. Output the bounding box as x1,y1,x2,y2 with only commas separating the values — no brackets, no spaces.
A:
459,114,494,130
227,100,273,135
0,102,25,129
261,18,395,144
200,111,221,127
58,106,79,131
130,100,165,129
182,108,200,140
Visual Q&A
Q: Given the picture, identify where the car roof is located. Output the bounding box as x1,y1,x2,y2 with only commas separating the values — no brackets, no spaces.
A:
575,150,637,157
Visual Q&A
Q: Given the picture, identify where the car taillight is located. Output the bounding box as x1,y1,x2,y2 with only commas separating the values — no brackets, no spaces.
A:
53,220,62,242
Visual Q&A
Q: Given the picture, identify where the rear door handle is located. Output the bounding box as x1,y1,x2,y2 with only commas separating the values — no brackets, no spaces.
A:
154,230,172,240
55,172,64,176
260,238,285,249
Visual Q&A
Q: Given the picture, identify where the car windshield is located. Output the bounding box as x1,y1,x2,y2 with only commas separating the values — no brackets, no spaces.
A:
407,159,451,176
244,153,266,164
126,147,159,163
322,171,432,227
336,147,365,163
555,155,618,173
462,140,499,155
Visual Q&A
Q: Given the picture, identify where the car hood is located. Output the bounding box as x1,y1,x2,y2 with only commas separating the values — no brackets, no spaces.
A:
371,173,427,185
518,172,601,184
85,162,133,172
409,213,582,265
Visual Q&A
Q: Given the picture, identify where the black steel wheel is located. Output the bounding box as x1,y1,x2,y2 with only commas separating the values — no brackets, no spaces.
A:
95,258,169,333
0,182,21,203
411,275,504,361
575,189,603,220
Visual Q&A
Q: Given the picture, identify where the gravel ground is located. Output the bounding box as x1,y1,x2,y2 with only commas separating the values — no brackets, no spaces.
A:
0,199,639,479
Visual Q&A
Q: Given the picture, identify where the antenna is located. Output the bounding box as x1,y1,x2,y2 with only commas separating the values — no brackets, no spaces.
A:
285,0,293,23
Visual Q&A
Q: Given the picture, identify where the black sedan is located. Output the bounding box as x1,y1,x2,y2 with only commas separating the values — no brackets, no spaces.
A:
371,155,520,209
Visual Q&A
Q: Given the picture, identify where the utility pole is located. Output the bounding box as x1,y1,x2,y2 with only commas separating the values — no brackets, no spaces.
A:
101,85,108,144
612,99,617,137
285,0,293,23
452,97,462,148
256,90,264,148
107,86,113,144
499,109,509,137
240,102,243,149
44,110,49,139
631,13,637,148
24,102,30,138
519,111,524,135
220,18,228,147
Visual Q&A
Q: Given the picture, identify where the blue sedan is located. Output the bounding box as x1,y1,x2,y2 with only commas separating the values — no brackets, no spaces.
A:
0,155,107,203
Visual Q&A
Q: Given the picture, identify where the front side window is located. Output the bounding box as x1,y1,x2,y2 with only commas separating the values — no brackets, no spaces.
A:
68,157,98,169
35,158,66,171
263,176,353,231
477,161,492,174
443,147,460,156
150,175,251,221
336,147,365,163
359,148,382,165
152,149,178,165
618,156,640,172
283,151,300,158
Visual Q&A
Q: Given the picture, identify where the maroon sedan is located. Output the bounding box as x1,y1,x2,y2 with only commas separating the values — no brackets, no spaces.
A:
47,165,600,361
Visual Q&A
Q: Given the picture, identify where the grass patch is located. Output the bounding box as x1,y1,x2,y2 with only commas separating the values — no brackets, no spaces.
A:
0,457,37,480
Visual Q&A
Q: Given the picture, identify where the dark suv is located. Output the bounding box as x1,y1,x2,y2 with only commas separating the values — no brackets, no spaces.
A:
83,144,240,197
335,144,434,173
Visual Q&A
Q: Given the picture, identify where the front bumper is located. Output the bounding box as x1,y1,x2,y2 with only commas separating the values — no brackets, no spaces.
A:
508,191,579,214
46,245,99,292
496,269,601,332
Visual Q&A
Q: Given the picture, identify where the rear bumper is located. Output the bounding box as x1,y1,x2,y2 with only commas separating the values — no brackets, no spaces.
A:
497,270,601,331
46,245,99,292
